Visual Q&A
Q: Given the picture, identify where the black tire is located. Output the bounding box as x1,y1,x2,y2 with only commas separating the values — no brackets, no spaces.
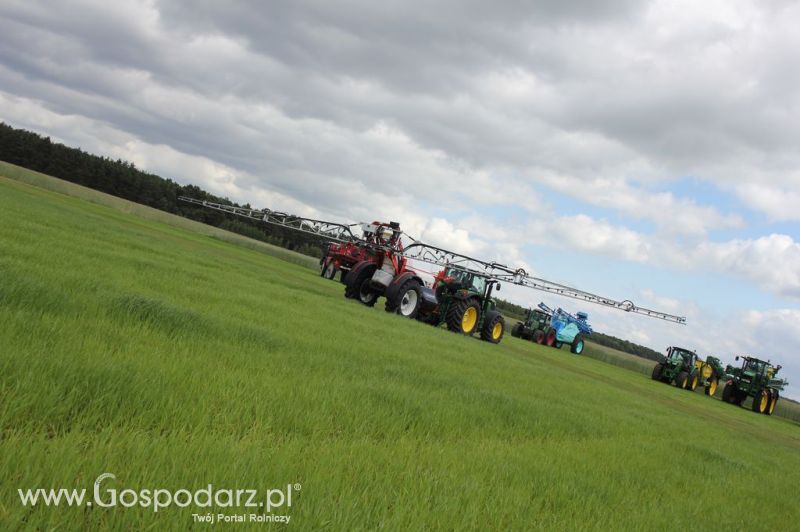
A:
752,390,769,413
446,298,481,335
319,257,329,276
357,277,378,307
569,333,584,354
651,363,664,381
511,322,523,338
344,264,378,306
675,371,689,389
480,310,505,344
722,381,736,403
533,329,544,344
388,279,423,319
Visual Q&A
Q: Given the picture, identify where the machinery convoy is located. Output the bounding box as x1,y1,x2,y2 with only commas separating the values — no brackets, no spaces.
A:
179,196,790,415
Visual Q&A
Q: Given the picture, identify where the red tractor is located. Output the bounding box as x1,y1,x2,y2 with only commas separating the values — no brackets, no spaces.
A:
321,221,404,282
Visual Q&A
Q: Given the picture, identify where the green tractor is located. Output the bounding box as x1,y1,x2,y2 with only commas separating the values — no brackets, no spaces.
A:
385,266,506,343
510,307,552,343
651,346,724,395
721,356,787,415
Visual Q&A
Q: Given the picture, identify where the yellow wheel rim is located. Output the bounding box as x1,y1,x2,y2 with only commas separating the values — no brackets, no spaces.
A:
491,322,502,340
759,393,769,412
708,380,718,396
691,375,698,390
681,377,687,389
461,307,477,332
769,396,777,414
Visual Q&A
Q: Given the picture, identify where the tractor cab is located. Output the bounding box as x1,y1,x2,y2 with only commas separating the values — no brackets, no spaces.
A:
666,346,697,371
441,267,486,295
736,356,768,382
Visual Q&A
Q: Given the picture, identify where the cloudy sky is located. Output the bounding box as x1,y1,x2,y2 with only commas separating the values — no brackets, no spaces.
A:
1,0,799,396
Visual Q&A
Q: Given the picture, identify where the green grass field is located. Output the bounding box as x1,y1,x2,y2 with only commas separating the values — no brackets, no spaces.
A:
2,166,799,530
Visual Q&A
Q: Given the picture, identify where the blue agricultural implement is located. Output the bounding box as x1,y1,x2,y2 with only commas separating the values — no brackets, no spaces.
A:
510,303,591,353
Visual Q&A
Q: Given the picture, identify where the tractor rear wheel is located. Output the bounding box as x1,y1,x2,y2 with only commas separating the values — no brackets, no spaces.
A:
480,310,505,344
705,375,719,396
533,329,545,344
651,363,664,381
675,371,689,389
511,322,523,338
388,279,423,319
752,390,769,413
544,327,556,347
687,372,699,391
446,298,481,336
319,257,329,276
570,333,584,354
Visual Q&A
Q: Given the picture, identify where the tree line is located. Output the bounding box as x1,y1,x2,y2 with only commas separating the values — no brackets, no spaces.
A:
0,121,663,362
0,122,324,258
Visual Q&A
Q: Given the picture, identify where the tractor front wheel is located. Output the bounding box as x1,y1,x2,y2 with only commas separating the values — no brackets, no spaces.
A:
389,279,422,319
446,298,481,336
544,327,556,347
766,390,779,415
344,264,378,306
705,376,719,396
651,363,664,381
752,390,769,413
480,310,505,344
570,333,584,354
324,260,338,280
722,381,736,403
687,372,699,391
675,371,689,389
533,329,545,344
511,322,523,338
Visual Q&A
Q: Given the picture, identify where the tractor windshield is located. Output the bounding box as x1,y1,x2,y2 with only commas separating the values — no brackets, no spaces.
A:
445,268,485,293
743,359,765,374
670,348,692,362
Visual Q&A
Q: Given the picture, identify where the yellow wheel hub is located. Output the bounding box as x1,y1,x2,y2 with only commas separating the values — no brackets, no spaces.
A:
461,307,478,332
708,380,718,396
691,375,698,390
491,322,502,340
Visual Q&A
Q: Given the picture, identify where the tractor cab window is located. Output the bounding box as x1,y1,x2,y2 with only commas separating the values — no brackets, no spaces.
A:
744,359,764,373
445,268,485,293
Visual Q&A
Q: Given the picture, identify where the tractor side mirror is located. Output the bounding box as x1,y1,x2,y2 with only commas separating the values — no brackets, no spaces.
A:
496,283,501,291
735,356,739,361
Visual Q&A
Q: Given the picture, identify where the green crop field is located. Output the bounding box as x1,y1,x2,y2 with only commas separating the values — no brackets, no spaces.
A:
1,166,799,530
